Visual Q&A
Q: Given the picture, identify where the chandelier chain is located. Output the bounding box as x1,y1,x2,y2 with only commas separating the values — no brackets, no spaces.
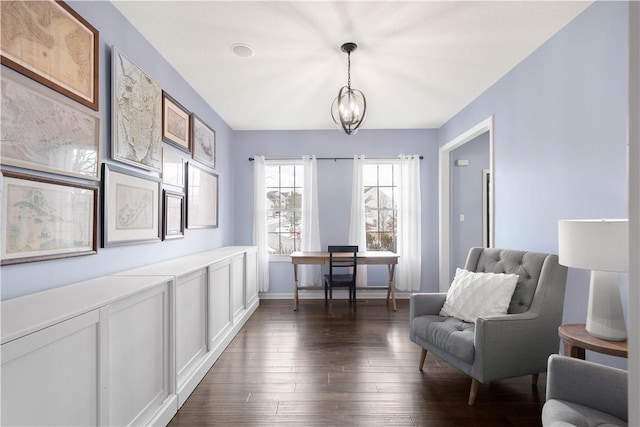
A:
347,52,351,89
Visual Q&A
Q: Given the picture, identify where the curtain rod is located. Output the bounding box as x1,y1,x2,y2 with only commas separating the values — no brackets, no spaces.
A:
248,156,423,161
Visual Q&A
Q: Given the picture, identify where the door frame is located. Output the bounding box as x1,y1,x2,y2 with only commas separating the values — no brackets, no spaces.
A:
438,116,494,291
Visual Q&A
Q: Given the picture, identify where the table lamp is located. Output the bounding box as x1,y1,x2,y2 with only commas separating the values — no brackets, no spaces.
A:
558,219,629,341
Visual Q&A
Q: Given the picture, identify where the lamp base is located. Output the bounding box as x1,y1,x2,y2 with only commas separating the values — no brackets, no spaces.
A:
586,270,627,341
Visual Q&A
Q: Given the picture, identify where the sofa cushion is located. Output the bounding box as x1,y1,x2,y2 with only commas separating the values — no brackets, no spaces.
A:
440,268,518,323
542,399,627,427
411,315,475,364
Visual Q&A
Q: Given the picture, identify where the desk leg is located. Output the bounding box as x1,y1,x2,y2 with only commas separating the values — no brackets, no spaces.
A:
387,264,397,311
564,342,585,359
293,264,299,311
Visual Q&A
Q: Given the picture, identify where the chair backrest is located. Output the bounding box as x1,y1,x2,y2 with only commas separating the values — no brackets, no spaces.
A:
464,247,567,315
327,245,358,276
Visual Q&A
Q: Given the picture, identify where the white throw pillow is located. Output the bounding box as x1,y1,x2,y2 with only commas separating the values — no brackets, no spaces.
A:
440,268,519,323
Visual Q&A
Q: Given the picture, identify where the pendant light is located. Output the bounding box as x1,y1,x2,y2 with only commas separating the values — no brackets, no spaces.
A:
331,42,367,135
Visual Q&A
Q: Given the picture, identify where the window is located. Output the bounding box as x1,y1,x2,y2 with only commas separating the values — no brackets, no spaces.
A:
265,163,303,255
363,163,397,251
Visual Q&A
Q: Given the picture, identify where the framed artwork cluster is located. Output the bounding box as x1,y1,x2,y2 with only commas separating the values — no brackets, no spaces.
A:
1,0,220,264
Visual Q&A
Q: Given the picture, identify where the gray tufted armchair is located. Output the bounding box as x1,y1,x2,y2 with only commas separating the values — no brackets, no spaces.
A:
410,248,568,405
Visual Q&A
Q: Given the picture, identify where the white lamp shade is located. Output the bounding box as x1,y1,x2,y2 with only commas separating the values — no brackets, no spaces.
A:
558,219,628,272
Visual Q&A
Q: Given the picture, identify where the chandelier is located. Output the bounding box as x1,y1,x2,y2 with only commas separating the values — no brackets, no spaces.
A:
331,42,367,135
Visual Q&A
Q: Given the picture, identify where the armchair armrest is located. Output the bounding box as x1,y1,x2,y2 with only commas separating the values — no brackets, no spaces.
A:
473,311,558,381
546,354,627,421
409,293,447,320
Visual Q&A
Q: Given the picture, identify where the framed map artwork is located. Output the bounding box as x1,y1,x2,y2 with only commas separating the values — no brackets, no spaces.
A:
102,164,161,247
162,92,191,152
191,115,216,169
1,70,101,180
0,0,99,110
187,162,218,229
1,170,98,265
163,189,185,240
112,47,162,172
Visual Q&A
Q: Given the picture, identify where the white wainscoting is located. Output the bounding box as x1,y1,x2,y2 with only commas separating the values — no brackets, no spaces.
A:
0,246,259,427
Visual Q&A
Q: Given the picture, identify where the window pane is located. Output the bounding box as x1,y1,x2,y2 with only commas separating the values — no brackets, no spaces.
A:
364,163,398,252
364,186,378,209
283,189,302,209
363,164,378,186
265,165,281,189
279,165,295,187
267,190,283,209
379,210,395,232
265,162,304,256
379,187,395,209
378,164,394,185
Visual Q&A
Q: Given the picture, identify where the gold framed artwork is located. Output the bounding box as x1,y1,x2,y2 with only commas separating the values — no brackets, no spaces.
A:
112,47,162,172
1,169,98,265
187,162,218,229
191,115,216,169
1,70,101,180
102,163,161,247
162,92,191,152
0,0,99,110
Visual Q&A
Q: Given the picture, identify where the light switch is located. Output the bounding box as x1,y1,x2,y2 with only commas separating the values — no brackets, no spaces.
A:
460,214,465,222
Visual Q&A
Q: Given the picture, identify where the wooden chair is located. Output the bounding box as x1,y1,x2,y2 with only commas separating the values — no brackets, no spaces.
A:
324,245,358,310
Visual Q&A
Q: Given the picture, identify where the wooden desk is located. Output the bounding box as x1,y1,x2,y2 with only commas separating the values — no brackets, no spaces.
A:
290,251,399,311
558,323,628,359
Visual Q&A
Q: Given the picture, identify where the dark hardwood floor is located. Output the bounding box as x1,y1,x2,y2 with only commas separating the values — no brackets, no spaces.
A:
168,298,546,426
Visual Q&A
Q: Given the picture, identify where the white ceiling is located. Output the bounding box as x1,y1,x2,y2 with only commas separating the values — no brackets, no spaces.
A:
111,1,592,131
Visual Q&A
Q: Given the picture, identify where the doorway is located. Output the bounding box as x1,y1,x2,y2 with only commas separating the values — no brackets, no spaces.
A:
438,116,494,291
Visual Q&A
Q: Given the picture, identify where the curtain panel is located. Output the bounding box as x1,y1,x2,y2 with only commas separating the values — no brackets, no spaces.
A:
396,154,422,291
300,155,322,286
349,155,368,287
252,156,270,292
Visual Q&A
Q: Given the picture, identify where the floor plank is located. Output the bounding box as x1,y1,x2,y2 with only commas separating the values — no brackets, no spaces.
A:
168,299,545,426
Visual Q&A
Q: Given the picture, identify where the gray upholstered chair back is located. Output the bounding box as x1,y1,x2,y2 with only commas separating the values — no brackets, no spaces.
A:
465,247,550,314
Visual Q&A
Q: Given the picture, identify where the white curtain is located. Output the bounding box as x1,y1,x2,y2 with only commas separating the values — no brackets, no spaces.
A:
252,156,270,292
300,155,322,286
396,154,422,291
349,155,368,286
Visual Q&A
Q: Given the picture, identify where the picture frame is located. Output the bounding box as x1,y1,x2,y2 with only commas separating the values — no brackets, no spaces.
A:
102,163,161,247
187,162,218,229
163,189,185,240
191,115,216,169
162,148,185,188
112,46,162,172
0,0,99,110
1,70,101,180
162,92,191,152
1,169,98,265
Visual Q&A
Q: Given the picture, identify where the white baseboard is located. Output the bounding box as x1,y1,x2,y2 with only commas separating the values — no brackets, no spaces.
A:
259,291,412,300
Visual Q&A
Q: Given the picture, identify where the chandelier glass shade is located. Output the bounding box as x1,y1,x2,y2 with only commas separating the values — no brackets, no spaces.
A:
331,43,367,135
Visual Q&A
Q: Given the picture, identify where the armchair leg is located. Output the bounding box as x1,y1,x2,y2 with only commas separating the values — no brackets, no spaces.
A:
531,373,539,386
419,349,427,371
468,379,480,406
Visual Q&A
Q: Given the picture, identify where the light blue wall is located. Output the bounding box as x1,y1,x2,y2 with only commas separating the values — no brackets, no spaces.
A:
450,132,490,279
438,1,629,367
232,129,439,295
1,1,234,300
1,0,631,371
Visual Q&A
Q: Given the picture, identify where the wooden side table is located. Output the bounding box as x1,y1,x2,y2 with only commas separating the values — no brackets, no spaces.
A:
558,323,628,359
